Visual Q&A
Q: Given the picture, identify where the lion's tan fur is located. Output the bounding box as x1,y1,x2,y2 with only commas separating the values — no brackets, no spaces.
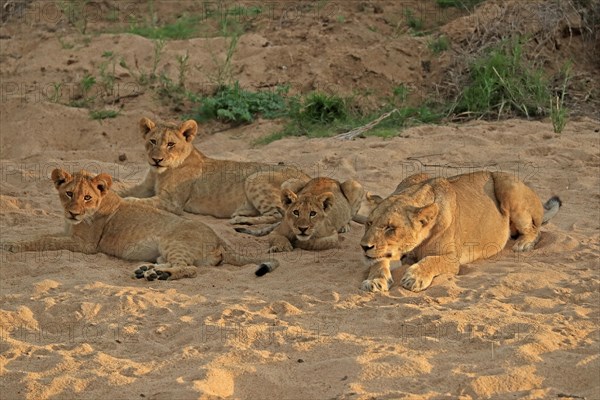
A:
360,171,560,292
266,177,365,252
7,169,278,280
119,117,309,225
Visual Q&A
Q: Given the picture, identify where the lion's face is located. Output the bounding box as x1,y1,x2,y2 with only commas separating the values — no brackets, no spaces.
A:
282,189,334,241
360,196,439,265
139,117,198,173
51,169,112,225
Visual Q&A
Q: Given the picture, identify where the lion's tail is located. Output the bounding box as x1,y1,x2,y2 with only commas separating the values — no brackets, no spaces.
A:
542,196,562,224
234,222,280,237
253,260,279,276
221,245,280,276
352,214,368,224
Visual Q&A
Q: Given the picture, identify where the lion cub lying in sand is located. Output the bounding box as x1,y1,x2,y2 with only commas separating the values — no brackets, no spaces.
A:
360,171,561,292
6,169,277,281
237,177,365,274
119,117,309,225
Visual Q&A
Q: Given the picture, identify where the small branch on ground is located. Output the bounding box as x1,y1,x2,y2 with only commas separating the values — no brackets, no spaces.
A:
334,109,399,140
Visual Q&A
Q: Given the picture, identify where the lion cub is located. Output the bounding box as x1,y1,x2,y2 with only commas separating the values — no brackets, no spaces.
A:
6,169,278,280
360,172,561,292
237,177,365,273
119,117,309,225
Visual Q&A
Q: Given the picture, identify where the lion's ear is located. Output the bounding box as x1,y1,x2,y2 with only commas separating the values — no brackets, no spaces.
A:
179,120,198,142
317,192,335,212
340,179,364,205
92,173,113,195
365,191,384,205
281,178,306,194
51,168,73,189
412,203,438,226
140,117,156,137
281,189,298,207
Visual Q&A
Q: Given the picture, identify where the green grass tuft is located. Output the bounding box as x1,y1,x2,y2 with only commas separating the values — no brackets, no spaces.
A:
452,39,550,119
224,5,262,17
428,36,450,54
89,109,120,120
295,92,349,124
128,15,200,40
404,9,424,31
550,62,572,133
436,0,485,10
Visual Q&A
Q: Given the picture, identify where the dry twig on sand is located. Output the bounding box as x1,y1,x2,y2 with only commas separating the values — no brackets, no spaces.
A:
334,109,399,140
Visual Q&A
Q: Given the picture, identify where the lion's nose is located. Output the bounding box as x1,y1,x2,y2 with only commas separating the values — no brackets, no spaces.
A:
298,226,308,234
361,244,374,252
152,158,163,164
69,211,80,218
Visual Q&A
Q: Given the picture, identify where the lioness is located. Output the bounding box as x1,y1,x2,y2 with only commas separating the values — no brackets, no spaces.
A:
5,169,278,280
236,177,365,274
360,171,561,292
119,117,309,225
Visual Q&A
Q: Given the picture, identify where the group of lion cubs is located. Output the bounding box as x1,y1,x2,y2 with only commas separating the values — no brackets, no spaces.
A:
9,117,561,292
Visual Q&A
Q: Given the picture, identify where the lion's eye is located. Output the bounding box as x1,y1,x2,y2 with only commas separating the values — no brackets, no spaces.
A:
66,191,73,198
292,210,300,217
167,142,175,148
84,195,92,201
149,139,157,145
385,226,395,234
309,211,317,217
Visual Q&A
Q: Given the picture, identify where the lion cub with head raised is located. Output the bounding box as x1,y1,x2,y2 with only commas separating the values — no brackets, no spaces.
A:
6,169,278,280
360,171,561,292
119,117,309,225
237,177,365,275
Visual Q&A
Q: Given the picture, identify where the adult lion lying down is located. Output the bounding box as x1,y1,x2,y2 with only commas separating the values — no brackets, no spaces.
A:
360,171,561,292
119,117,309,225
6,169,278,281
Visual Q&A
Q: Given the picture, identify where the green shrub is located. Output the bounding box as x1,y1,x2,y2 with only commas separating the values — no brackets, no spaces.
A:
194,82,289,123
295,92,349,124
259,94,444,144
271,92,352,139
192,83,444,144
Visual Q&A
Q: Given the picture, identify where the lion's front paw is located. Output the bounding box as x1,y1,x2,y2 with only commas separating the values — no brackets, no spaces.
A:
267,242,293,253
512,238,536,252
400,265,433,292
338,224,351,234
361,277,393,292
228,216,245,225
134,265,171,281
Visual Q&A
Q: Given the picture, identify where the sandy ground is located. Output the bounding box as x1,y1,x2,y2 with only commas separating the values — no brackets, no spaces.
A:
1,108,598,399
1,0,599,399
